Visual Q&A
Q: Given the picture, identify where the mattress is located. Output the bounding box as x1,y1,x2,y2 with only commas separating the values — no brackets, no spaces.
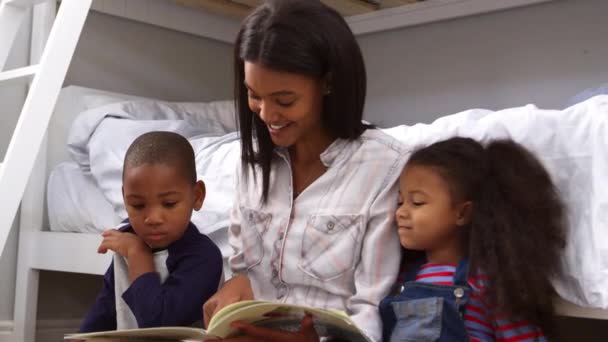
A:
47,162,122,233
46,86,608,309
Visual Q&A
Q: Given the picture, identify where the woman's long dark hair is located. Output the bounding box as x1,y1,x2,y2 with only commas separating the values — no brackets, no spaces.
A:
234,0,367,202
406,137,566,335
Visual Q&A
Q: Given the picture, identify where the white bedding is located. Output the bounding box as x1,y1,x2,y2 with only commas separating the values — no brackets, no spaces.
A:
47,162,122,233
384,96,608,309
52,96,239,260
47,88,608,310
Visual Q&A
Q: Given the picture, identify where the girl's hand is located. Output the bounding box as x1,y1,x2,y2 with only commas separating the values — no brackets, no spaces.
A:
97,229,148,258
207,314,319,342
203,274,254,328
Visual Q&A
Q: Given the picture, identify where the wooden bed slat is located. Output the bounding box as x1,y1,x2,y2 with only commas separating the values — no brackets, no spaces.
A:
555,297,608,320
100,0,128,17
321,0,377,16
0,64,39,86
230,0,262,8
175,0,252,18
380,0,422,9
173,0,426,19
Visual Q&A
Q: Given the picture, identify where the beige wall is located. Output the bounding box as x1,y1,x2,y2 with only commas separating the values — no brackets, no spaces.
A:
64,11,234,102
359,0,608,127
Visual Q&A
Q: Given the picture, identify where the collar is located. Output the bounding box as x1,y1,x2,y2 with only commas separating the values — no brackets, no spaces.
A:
403,256,470,286
274,136,355,168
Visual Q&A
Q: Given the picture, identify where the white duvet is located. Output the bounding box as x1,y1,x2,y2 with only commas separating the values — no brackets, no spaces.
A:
61,95,608,309
66,99,239,260
384,96,608,310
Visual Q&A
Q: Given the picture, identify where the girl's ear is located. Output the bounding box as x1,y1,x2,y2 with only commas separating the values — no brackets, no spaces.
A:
456,201,473,226
193,180,206,211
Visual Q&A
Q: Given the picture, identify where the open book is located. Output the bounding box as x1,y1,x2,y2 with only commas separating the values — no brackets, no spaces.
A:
64,300,371,341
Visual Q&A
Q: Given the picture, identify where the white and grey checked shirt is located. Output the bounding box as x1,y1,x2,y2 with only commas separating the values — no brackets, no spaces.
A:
228,129,408,341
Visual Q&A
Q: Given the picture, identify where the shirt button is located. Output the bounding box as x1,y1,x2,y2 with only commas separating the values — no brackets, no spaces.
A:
278,232,284,240
272,269,278,278
454,287,465,298
327,222,335,230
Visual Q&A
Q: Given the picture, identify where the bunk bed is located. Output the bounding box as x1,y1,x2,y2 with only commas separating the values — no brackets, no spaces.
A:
2,0,607,341
88,0,554,42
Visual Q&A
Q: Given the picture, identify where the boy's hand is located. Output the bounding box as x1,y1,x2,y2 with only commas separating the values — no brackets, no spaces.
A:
97,229,149,258
203,274,254,328
98,229,155,283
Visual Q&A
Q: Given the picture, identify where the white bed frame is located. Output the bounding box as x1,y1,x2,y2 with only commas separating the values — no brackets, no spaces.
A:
2,0,606,341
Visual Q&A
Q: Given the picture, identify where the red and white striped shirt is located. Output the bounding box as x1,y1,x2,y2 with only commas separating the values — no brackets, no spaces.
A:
414,263,546,342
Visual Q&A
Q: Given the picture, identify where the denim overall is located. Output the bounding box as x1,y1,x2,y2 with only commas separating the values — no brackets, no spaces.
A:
379,259,472,342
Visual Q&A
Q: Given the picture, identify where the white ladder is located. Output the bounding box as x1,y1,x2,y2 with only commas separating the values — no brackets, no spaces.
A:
1,1,91,341
0,0,92,259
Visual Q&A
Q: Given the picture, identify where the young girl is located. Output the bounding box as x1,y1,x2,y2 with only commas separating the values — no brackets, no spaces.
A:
380,137,566,341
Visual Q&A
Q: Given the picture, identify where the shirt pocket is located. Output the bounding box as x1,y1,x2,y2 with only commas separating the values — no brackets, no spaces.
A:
240,207,272,269
298,214,363,281
390,297,443,342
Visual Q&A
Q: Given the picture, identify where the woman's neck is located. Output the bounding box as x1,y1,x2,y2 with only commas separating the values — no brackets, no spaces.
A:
288,128,334,164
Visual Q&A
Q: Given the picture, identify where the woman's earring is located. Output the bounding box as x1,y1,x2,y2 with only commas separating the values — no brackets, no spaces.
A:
324,87,332,95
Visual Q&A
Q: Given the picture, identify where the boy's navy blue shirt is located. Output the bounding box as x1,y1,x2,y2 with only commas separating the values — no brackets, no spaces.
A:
79,222,222,332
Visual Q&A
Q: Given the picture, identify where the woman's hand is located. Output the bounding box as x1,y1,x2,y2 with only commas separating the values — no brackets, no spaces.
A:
207,314,319,342
203,274,255,328
97,229,148,258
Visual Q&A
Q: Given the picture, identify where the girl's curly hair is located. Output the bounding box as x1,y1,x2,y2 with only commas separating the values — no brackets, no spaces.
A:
406,137,566,335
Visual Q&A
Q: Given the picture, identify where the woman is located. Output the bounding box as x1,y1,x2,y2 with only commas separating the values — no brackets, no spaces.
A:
204,1,407,340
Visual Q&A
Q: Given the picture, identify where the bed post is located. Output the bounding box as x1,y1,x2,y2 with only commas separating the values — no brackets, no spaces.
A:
12,0,54,340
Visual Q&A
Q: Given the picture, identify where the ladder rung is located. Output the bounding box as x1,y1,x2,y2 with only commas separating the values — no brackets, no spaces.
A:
0,64,39,86
5,0,50,8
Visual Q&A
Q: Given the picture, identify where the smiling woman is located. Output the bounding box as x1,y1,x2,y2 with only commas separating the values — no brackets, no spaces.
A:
234,0,368,202
243,62,331,170
201,1,409,341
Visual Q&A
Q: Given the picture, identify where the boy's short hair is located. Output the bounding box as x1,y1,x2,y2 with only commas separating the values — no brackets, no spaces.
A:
123,131,197,184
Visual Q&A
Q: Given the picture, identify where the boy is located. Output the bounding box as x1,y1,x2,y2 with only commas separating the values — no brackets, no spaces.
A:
80,131,223,332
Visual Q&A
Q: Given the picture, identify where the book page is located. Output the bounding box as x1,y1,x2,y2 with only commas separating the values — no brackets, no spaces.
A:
64,326,216,341
66,302,370,341
208,301,370,341
207,300,265,329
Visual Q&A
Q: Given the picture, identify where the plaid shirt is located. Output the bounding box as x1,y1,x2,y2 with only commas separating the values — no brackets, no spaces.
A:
229,129,408,341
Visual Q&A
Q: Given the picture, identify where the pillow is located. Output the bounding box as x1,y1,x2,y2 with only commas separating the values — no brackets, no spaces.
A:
67,98,236,171
567,82,608,107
